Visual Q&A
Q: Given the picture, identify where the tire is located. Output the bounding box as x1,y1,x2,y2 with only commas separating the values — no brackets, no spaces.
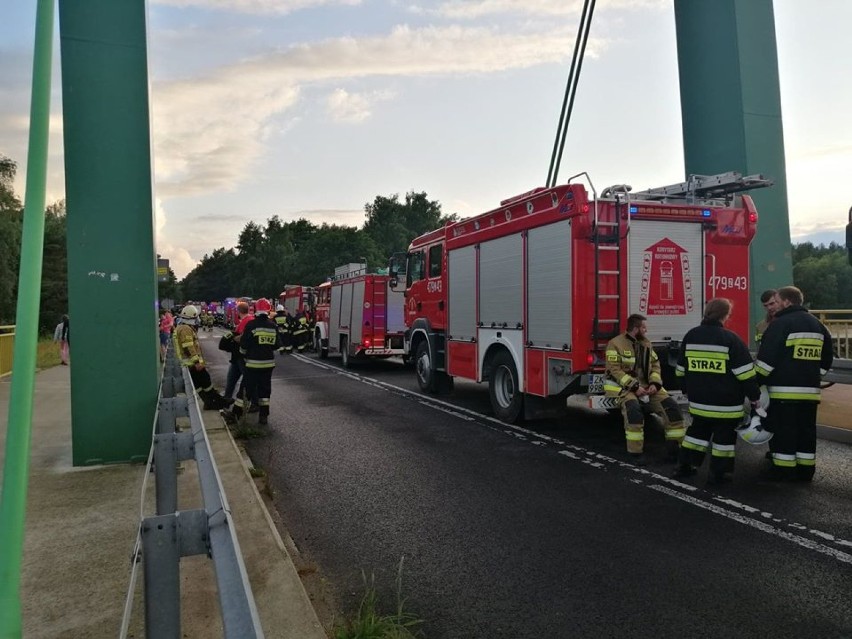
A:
316,330,328,359
414,340,434,392
489,350,523,423
341,337,352,368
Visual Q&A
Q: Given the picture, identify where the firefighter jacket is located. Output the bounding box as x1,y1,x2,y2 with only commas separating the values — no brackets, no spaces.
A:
239,315,279,369
755,305,833,402
755,317,771,344
604,332,663,395
173,322,204,367
675,319,760,419
274,313,291,337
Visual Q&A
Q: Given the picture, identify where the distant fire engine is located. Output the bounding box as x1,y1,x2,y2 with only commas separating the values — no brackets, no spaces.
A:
313,263,407,366
391,171,771,422
278,284,315,315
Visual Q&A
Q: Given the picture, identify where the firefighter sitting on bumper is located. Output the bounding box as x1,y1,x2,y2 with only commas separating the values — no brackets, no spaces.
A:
604,313,685,462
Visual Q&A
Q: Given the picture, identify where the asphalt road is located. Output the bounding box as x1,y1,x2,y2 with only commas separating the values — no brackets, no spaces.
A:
201,331,852,639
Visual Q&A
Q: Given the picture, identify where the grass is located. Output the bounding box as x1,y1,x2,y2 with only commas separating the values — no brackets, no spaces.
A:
334,559,424,639
37,337,62,370
248,466,266,478
230,424,269,440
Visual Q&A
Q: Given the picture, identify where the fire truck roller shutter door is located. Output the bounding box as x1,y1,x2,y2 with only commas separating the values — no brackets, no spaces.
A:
479,233,523,332
329,282,343,354
449,246,477,343
527,219,572,350
628,220,704,342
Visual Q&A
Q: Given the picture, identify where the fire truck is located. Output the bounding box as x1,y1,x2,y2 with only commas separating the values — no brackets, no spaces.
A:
312,263,407,366
391,171,771,423
278,284,315,316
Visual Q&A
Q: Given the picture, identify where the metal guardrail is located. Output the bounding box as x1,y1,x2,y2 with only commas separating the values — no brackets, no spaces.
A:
810,310,852,359
0,325,14,377
825,358,852,385
120,347,264,638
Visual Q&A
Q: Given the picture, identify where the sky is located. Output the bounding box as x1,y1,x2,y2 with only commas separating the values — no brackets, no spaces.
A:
1,0,850,279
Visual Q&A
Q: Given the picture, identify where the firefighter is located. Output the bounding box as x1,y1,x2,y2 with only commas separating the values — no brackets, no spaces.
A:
274,304,293,354
604,313,685,464
292,309,310,353
220,300,251,400
754,289,778,344
173,305,229,410
221,298,278,425
672,298,761,484
755,286,833,481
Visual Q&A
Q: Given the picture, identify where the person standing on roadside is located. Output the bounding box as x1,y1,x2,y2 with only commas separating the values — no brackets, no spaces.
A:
220,301,251,400
754,289,778,345
159,309,174,362
53,314,70,365
673,298,761,484
755,286,833,481
604,313,685,464
221,298,277,425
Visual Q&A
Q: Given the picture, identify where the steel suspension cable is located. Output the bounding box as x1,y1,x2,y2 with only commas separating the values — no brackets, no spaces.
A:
546,0,597,188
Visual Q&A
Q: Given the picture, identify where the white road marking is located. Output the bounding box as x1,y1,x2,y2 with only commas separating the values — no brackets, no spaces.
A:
290,353,852,563
650,485,852,565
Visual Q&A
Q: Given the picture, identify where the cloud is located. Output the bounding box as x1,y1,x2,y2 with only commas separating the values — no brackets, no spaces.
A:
153,0,361,15
325,88,395,123
194,213,249,222
789,219,847,236
414,0,669,19
293,208,364,225
156,242,199,279
151,23,602,197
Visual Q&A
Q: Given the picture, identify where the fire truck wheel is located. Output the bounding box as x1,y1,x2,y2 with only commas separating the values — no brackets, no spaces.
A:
341,337,352,368
489,350,523,423
316,330,328,359
414,341,435,392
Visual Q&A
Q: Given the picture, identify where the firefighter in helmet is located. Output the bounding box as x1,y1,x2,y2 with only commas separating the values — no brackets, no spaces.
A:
604,313,685,464
274,304,293,354
221,298,278,425
173,305,229,410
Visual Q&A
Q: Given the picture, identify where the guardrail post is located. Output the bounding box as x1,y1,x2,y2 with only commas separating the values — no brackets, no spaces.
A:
141,514,181,639
155,397,188,515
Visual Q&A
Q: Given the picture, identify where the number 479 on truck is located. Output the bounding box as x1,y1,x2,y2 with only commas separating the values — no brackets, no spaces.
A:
389,171,771,423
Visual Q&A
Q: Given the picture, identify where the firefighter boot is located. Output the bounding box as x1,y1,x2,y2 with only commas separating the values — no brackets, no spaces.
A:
258,407,269,426
202,389,230,411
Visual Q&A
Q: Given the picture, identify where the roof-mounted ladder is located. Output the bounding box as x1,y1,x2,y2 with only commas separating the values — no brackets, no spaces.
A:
631,171,773,203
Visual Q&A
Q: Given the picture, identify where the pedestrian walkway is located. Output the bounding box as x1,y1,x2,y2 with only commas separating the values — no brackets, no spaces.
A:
817,382,852,443
0,365,325,638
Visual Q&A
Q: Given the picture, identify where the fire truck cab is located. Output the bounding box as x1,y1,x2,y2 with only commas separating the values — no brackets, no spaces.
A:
393,171,770,423
313,263,407,367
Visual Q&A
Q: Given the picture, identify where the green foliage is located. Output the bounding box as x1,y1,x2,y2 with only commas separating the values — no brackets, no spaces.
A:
179,191,457,300
791,242,852,309
334,560,423,639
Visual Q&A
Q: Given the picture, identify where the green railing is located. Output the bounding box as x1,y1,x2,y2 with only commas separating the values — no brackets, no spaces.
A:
0,326,14,377
811,310,852,359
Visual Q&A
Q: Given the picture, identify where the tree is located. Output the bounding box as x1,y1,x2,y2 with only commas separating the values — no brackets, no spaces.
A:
362,191,457,261
792,243,852,309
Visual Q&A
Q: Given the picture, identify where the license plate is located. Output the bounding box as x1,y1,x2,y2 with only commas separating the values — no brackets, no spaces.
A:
588,374,604,393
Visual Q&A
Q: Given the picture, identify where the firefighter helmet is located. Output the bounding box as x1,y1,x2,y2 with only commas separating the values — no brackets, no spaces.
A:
737,407,773,445
180,305,199,321
276,304,285,312
255,298,272,315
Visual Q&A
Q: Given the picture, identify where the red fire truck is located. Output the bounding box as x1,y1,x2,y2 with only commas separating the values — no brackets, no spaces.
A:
312,263,407,366
392,171,771,422
278,285,315,315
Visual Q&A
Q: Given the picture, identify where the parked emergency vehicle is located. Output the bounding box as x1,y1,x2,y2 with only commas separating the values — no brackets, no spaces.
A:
312,263,406,366
278,285,315,316
224,296,252,328
392,171,771,422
